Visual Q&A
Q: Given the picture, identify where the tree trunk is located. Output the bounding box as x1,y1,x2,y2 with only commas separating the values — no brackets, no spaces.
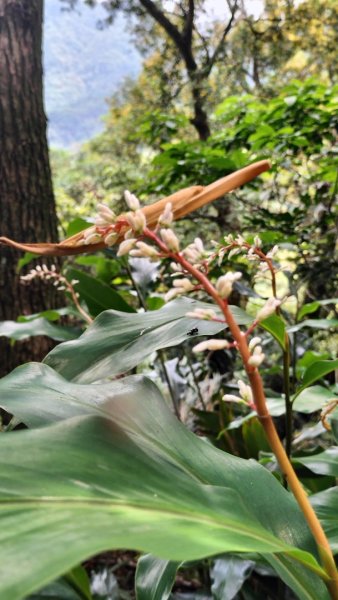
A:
190,80,211,141
0,0,61,375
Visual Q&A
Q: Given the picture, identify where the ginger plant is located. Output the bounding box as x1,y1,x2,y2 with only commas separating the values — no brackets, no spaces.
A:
83,189,337,598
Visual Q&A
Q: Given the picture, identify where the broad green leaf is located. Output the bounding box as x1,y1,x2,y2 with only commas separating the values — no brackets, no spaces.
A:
0,365,328,599
294,448,338,476
0,318,79,342
287,319,338,334
260,315,286,350
311,488,338,555
135,555,180,600
0,416,322,600
297,299,338,321
44,298,250,382
66,267,135,317
293,386,336,413
210,556,254,600
293,360,338,400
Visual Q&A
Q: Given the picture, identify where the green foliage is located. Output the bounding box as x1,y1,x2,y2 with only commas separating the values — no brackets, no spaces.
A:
0,369,331,599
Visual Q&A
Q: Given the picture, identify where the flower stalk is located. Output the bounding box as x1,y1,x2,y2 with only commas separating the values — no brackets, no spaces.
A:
143,226,338,598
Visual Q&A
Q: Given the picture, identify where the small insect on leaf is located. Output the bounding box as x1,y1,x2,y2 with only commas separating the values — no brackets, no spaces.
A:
187,327,199,336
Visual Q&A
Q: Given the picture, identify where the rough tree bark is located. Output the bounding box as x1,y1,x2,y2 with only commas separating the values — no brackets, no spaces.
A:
0,0,60,375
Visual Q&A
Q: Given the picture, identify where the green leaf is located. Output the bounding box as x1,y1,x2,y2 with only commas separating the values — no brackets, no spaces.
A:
16,252,38,273
210,556,254,600
135,555,180,600
17,307,76,323
293,386,336,413
288,319,338,334
66,218,92,238
297,299,338,321
66,267,135,317
43,298,250,383
260,315,286,349
0,366,328,599
0,318,79,342
293,359,338,400
294,448,338,476
311,488,338,554
0,416,322,600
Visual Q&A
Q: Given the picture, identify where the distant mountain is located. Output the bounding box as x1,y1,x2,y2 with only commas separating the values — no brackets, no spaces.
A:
43,0,141,147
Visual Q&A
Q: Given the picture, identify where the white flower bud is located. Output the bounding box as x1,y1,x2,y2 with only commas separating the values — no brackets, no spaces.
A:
235,235,245,246
104,232,119,246
266,245,279,259
193,339,229,353
117,238,137,257
170,262,183,272
97,203,116,222
254,236,262,248
83,232,103,245
238,380,253,404
124,190,140,211
160,228,180,253
224,234,234,244
173,278,194,291
216,271,242,298
222,394,242,403
228,248,241,259
132,241,159,259
248,336,262,351
158,202,173,227
256,297,281,321
248,353,265,367
126,209,146,234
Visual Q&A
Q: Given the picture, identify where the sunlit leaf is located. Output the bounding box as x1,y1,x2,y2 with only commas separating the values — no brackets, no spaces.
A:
43,298,250,382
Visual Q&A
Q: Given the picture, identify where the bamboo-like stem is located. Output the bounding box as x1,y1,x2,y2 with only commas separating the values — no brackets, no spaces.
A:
144,228,338,598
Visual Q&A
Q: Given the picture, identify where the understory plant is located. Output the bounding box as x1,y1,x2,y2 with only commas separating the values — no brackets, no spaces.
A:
0,162,337,600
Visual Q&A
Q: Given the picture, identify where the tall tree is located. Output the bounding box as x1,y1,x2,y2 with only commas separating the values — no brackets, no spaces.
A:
0,0,60,374
62,0,239,141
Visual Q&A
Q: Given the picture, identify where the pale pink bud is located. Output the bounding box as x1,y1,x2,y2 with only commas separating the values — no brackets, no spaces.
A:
173,278,194,292
256,297,281,321
193,339,229,353
124,190,140,211
222,394,242,403
117,238,137,257
131,241,159,259
83,232,103,245
248,336,262,351
104,232,119,246
216,272,242,298
170,262,183,272
266,245,279,259
158,202,173,227
126,209,146,234
238,380,253,404
228,248,241,259
224,234,234,244
160,228,180,253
